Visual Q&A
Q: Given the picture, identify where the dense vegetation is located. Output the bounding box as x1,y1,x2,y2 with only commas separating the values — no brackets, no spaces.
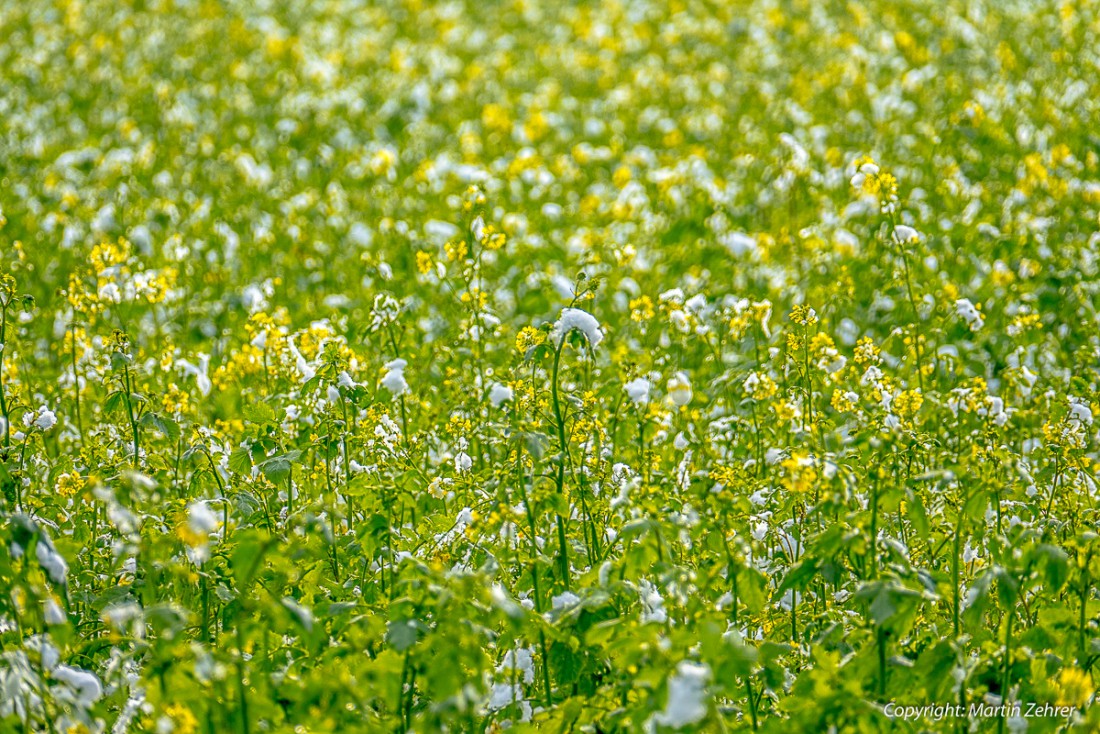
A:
2,0,1099,731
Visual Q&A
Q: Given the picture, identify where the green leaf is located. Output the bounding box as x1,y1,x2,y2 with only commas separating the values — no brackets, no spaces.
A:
386,619,421,652
738,567,768,613
546,491,570,518
775,558,819,596
995,567,1019,608
228,447,253,475
869,587,896,625
907,489,929,540
963,489,987,522
344,474,375,497
243,402,276,425
1030,544,1069,594
281,598,314,633
104,391,125,414
962,570,994,625
231,530,274,594
140,412,180,443
258,451,301,486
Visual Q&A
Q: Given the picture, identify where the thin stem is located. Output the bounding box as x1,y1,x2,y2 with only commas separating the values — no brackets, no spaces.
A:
744,672,759,731
0,304,10,448
122,362,140,466
69,326,84,447
997,609,1015,734
550,340,572,590
236,623,251,734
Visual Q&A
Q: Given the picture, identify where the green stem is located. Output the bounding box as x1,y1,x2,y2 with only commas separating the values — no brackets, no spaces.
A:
236,623,251,734
324,443,341,582
1080,551,1091,667
744,672,759,731
869,474,879,580
953,487,966,638
877,627,888,697
997,610,1015,734
69,326,84,448
203,449,229,534
0,305,10,449
515,446,554,706
550,340,571,590
122,362,140,466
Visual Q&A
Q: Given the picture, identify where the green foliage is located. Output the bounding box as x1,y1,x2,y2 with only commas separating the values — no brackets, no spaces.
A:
2,0,1100,732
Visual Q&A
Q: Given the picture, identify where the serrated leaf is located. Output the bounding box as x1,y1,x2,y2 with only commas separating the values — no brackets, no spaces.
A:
243,402,276,425
104,391,125,414
140,412,180,442
228,447,253,475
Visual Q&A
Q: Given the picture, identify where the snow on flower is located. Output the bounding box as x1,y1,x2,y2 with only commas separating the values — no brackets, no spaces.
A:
667,372,693,407
488,383,514,407
25,406,57,432
624,377,651,405
955,298,984,331
653,661,711,729
380,358,408,397
35,536,68,586
550,307,604,348
52,665,102,706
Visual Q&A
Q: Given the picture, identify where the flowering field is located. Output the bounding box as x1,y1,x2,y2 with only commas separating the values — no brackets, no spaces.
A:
3,0,1100,732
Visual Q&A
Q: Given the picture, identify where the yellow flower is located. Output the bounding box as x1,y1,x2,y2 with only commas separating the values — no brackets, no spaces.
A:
415,251,433,274
164,704,199,734
478,224,507,251
1054,667,1092,708
163,383,191,415
481,103,511,134
56,472,86,498
711,465,741,487
773,399,798,423
90,238,130,271
789,304,818,326
853,337,880,365
831,390,857,413
894,389,923,419
445,239,468,262
780,451,818,494
744,371,778,401
523,110,548,141
515,326,545,353
629,296,655,322
810,332,835,354
0,273,18,301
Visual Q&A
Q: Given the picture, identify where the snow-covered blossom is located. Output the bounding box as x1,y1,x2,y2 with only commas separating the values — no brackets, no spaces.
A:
489,383,514,407
893,225,920,243
667,372,693,407
52,665,102,706
24,406,57,432
654,661,711,728
177,354,212,396
1068,399,1093,426
624,377,651,405
35,537,68,586
550,307,604,348
187,501,219,535
955,298,984,331
381,359,408,396
638,580,667,624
